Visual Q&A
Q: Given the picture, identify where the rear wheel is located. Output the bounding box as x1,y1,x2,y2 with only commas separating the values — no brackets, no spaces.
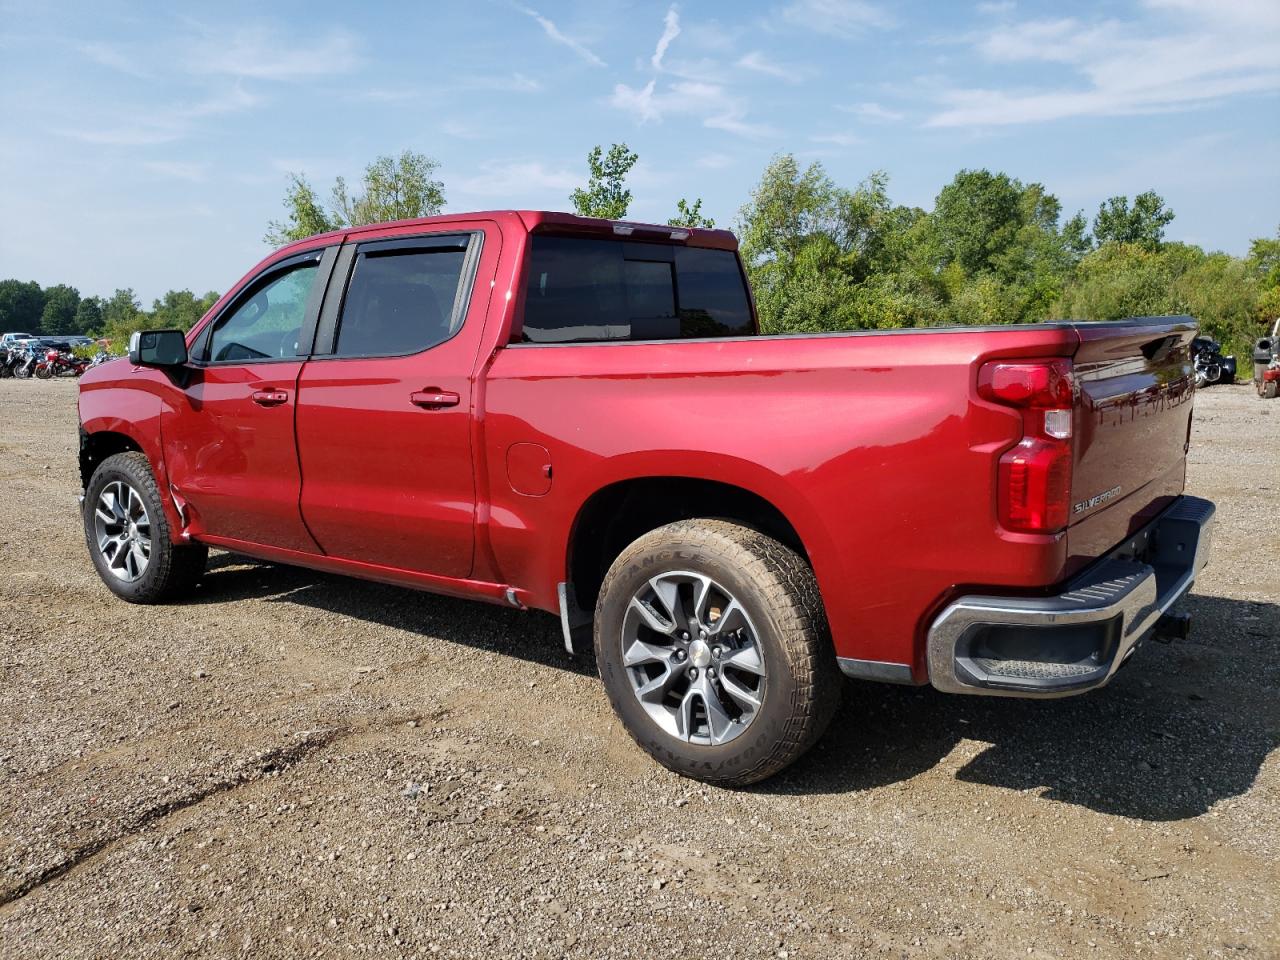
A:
1263,379,1279,400
594,519,840,786
83,452,207,603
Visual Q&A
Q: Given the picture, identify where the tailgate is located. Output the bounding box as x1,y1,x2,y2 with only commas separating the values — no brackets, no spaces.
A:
1067,317,1197,566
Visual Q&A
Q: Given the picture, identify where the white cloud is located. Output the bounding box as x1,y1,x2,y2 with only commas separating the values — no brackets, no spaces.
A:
54,84,259,146
610,78,776,138
517,6,606,67
737,50,804,83
696,153,734,169
780,0,895,37
189,26,361,80
143,160,209,182
452,160,579,200
441,119,490,140
610,9,774,139
929,2,1280,126
839,100,904,121
810,132,862,146
975,1,1015,14
652,6,681,70
78,41,151,79
56,125,183,146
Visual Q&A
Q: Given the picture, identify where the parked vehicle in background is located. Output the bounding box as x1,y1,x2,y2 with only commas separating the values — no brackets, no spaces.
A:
1190,336,1236,387
34,348,88,379
1,332,37,348
10,343,41,379
77,210,1215,785
1255,318,1280,399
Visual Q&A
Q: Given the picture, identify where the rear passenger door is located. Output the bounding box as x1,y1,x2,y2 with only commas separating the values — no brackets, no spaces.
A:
294,227,494,577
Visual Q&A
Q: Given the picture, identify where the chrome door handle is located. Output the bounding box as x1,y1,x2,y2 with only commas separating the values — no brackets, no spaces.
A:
251,389,289,407
410,389,460,408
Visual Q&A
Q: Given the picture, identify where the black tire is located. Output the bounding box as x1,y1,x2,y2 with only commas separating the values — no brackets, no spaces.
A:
594,519,841,786
83,451,207,603
1263,380,1279,400
33,364,51,380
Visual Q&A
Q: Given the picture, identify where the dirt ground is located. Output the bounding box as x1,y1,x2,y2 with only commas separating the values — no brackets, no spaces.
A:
0,378,1276,960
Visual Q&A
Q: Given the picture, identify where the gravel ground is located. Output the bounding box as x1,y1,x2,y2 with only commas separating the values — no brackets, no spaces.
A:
0,378,1276,959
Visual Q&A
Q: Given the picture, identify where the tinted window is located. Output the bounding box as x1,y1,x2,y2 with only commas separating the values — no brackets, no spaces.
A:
208,261,318,362
521,236,752,343
335,248,467,357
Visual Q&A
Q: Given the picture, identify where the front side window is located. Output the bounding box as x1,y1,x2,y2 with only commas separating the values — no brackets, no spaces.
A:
334,247,468,357
521,236,753,344
208,260,319,362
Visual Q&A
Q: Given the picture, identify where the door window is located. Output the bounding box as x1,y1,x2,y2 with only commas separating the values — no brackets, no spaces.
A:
207,260,319,362
334,247,469,357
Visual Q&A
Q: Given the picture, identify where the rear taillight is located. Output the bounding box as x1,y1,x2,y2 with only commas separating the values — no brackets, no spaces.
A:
978,359,1075,534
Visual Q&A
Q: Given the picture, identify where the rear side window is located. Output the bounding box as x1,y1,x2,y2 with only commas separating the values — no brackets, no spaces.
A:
521,236,752,344
335,246,468,358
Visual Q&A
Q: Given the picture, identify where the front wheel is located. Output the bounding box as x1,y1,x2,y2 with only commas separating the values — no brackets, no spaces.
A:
1262,379,1279,400
83,451,207,603
594,519,841,786
33,364,51,380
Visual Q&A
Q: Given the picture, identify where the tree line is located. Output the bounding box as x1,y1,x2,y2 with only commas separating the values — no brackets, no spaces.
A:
0,282,219,346
4,146,1277,366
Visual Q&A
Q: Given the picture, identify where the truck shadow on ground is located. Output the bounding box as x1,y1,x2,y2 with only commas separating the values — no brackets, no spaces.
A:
777,594,1279,821
192,556,1276,822
193,553,595,677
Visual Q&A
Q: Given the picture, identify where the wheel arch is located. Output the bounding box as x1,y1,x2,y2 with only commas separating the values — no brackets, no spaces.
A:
564,474,824,615
79,428,144,489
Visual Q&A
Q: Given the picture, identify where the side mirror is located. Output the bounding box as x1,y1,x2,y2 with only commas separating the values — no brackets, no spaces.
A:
129,329,188,368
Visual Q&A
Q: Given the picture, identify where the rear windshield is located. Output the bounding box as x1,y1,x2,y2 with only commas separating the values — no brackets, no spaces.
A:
520,236,753,344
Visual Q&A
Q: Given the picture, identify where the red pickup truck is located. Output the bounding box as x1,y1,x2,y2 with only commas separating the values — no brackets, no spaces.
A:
78,210,1214,785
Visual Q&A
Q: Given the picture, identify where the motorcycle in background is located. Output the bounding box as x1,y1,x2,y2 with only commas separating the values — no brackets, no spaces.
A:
12,345,39,379
1191,336,1236,388
33,348,89,379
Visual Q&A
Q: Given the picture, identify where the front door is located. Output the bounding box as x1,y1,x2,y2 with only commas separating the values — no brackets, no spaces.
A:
294,227,496,576
164,248,333,553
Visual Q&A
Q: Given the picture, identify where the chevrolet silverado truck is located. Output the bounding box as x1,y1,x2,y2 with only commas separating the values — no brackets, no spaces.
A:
78,210,1215,785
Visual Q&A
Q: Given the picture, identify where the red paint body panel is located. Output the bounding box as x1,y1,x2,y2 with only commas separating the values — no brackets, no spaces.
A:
163,361,317,552
77,211,1197,683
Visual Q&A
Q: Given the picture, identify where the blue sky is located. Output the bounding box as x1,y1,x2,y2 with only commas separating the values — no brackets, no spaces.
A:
1,0,1277,303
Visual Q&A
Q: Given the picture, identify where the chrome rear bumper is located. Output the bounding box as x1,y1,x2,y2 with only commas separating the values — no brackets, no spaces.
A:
927,495,1214,698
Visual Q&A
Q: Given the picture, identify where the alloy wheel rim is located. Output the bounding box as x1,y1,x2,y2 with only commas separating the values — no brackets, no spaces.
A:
93,480,151,582
620,570,766,746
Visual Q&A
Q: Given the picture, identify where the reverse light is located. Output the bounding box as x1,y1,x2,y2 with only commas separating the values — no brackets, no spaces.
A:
978,358,1076,534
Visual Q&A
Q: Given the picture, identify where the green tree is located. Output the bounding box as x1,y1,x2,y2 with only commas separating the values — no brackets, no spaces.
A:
1092,191,1175,249
0,279,46,331
149,289,220,331
930,169,1026,277
570,143,639,220
266,151,446,246
39,283,81,335
332,151,446,227
668,198,715,228
74,296,104,335
101,288,142,332
1247,227,1280,288
265,174,340,246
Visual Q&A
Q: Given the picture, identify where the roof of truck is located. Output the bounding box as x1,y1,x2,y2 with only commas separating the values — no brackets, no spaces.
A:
273,210,739,258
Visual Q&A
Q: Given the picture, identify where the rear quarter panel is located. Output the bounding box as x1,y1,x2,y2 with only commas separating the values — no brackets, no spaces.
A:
483,326,1080,676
